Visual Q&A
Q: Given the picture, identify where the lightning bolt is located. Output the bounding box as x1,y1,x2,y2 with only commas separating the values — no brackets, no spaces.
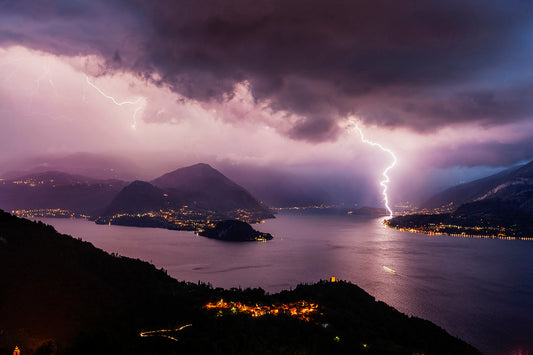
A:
85,76,146,129
351,121,397,219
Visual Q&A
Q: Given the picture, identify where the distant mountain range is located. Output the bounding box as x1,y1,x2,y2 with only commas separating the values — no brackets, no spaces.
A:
0,171,127,215
0,163,273,229
1,152,143,180
2,153,372,208
423,160,533,214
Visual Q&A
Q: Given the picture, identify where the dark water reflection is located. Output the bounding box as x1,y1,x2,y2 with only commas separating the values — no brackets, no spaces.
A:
38,212,533,354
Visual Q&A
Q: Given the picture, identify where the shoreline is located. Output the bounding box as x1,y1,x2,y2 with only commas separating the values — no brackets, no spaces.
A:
385,221,533,241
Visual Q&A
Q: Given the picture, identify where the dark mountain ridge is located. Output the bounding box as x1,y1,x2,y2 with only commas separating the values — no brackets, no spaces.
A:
151,163,270,212
101,180,172,215
389,161,533,239
1,152,142,181
103,163,273,215
423,160,533,214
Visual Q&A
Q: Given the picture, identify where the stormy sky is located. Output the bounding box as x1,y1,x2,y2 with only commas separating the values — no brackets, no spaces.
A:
1,0,532,206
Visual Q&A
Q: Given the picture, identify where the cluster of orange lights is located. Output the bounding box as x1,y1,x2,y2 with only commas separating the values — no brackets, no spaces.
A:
105,207,265,228
12,208,89,219
204,299,319,322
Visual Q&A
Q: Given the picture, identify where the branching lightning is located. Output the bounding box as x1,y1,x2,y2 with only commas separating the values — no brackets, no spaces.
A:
351,121,398,219
85,76,146,129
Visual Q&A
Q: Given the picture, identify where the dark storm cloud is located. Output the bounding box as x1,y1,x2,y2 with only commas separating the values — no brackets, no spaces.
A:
412,84,533,125
358,83,533,132
422,138,533,168
1,0,533,141
0,0,143,69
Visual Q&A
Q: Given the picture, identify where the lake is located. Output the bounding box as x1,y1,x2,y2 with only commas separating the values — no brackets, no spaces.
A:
36,211,533,355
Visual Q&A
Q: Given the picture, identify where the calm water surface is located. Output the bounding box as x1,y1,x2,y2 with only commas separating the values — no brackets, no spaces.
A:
37,212,533,355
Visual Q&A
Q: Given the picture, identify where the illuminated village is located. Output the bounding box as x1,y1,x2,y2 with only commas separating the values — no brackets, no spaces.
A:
11,206,268,232
385,210,533,241
94,207,268,230
387,222,533,240
204,299,319,322
12,209,90,219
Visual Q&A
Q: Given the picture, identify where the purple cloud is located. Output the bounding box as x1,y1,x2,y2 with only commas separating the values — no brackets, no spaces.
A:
1,0,532,165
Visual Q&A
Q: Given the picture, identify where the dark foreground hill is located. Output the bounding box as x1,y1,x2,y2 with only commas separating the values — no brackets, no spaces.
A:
0,211,479,354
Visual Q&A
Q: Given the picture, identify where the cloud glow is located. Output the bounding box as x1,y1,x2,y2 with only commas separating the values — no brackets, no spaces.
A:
1,40,532,204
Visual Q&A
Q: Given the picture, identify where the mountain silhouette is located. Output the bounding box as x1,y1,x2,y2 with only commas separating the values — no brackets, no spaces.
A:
151,163,272,213
423,160,533,213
